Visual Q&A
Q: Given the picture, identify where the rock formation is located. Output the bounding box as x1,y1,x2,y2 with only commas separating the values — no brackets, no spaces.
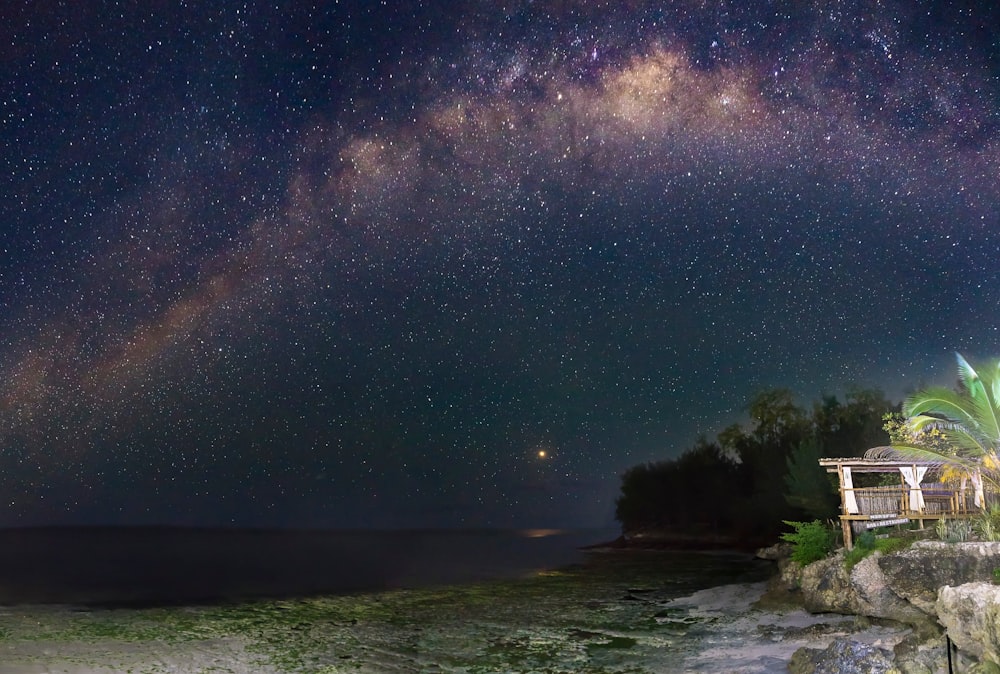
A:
771,540,1000,672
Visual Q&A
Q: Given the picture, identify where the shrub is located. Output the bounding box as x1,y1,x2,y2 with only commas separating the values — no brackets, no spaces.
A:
781,520,835,565
844,531,874,570
844,532,914,570
936,518,974,543
976,506,1000,542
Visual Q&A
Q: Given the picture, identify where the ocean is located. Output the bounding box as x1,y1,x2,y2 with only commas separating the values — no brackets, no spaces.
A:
4,527,876,673
0,526,628,606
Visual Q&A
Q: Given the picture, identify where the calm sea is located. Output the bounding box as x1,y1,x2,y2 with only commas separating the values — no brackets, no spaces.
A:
0,527,630,606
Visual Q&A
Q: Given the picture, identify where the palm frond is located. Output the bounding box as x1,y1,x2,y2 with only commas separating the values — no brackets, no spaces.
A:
890,442,979,473
904,388,977,427
956,353,1000,442
937,426,989,456
990,360,1000,409
956,352,980,393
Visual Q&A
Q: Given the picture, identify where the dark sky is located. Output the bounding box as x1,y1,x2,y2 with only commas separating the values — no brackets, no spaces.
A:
2,1,999,529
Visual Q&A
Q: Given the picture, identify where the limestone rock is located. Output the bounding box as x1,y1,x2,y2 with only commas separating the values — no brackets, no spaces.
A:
799,551,855,614
879,542,1000,614
936,582,1000,665
789,541,1000,671
756,542,793,561
798,551,931,630
892,632,952,674
789,638,897,674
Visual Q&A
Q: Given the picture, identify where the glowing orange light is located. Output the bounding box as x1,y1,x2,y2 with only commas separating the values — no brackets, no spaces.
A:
537,450,547,459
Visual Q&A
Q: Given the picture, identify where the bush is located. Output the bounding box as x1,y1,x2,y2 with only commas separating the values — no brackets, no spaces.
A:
936,518,974,543
781,520,835,565
843,531,914,570
976,506,1000,542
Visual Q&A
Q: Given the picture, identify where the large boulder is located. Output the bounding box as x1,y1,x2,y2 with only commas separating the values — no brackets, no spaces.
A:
879,542,1000,614
936,582,1000,666
789,638,896,674
798,551,933,631
891,632,952,674
798,551,855,613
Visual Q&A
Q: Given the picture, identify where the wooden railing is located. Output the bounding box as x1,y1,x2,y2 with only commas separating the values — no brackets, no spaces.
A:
852,486,905,516
848,485,998,518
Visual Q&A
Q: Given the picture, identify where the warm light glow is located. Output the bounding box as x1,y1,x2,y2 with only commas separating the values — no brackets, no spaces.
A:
537,450,547,459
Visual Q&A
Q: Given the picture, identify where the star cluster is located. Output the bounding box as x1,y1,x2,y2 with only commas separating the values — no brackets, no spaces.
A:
2,1,999,528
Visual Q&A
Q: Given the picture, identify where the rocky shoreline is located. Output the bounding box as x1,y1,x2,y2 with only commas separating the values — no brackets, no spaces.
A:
759,540,1000,673
3,541,997,672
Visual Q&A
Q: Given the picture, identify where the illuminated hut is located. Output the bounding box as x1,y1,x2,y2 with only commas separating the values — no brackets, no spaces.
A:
819,446,994,549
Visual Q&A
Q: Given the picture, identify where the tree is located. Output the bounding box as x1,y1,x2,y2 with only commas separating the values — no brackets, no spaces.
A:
814,388,895,458
614,387,896,541
784,437,839,519
893,353,1000,482
614,438,738,534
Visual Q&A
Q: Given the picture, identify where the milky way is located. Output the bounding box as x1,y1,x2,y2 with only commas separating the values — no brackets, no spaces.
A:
2,1,999,527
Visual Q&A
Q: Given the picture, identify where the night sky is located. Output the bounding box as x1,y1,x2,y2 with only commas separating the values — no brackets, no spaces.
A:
2,1,999,529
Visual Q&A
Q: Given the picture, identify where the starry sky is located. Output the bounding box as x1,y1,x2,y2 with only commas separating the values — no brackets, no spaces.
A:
2,1,999,529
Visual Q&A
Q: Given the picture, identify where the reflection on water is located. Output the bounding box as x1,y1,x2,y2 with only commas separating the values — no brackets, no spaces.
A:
518,528,567,538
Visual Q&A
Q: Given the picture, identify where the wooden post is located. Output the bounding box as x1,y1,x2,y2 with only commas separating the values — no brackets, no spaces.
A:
836,464,853,550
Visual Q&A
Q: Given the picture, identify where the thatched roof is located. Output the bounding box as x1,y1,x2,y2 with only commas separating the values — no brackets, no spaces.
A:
818,446,949,472
862,446,950,467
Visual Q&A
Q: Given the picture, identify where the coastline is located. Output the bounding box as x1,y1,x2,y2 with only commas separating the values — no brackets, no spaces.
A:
0,567,908,674
0,548,728,670
0,545,883,674
584,529,772,553
0,527,925,673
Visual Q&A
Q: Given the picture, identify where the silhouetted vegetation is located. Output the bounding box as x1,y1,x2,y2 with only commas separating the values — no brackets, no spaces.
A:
615,388,896,542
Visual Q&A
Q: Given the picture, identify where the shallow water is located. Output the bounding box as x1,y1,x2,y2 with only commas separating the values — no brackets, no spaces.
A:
0,548,801,673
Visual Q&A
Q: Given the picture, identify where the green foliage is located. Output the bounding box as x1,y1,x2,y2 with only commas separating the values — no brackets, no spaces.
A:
780,520,835,565
993,567,1000,584
844,532,913,570
615,387,895,543
976,505,1000,542
615,439,738,533
854,529,877,550
936,518,974,543
894,353,1000,480
784,437,839,520
813,389,895,457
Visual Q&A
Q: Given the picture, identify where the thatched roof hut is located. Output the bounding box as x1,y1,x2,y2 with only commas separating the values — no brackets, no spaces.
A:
819,448,986,549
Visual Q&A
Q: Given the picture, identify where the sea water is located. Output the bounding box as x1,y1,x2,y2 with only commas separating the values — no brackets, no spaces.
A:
0,526,631,605
4,527,862,673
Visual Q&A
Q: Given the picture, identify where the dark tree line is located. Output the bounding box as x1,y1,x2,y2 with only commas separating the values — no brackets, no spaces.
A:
615,388,895,542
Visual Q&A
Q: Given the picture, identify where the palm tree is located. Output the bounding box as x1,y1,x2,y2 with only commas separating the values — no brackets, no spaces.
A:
893,353,1000,486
